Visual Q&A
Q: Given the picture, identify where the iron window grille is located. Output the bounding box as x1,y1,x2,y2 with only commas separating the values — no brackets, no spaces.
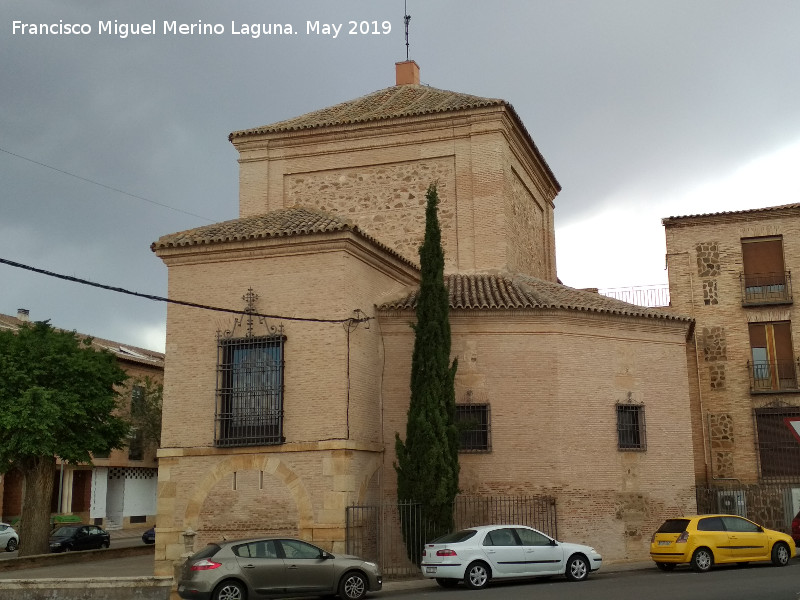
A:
616,403,646,451
215,333,285,447
455,403,491,452
754,406,800,480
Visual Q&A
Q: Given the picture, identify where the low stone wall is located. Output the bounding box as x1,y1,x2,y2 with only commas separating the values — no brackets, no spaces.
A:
0,545,153,572
0,576,173,600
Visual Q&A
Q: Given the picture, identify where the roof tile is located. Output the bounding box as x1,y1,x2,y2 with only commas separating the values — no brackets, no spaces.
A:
378,273,690,323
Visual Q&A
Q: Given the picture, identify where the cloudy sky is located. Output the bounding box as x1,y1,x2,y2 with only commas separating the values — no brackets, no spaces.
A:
2,1,799,352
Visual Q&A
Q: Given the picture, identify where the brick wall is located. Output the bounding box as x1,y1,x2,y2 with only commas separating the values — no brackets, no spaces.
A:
378,308,696,561
665,207,800,485
233,107,558,279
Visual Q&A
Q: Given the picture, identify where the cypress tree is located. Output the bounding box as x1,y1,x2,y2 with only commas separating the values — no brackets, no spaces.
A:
395,183,459,564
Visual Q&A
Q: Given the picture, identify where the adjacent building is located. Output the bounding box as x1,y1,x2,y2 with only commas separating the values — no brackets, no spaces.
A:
151,61,697,574
664,204,800,530
0,309,163,530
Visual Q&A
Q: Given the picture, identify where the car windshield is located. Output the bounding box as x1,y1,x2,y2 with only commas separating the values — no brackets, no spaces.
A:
656,519,690,534
52,526,81,536
429,530,478,544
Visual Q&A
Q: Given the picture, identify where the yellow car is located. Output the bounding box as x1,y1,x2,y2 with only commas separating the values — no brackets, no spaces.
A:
650,514,795,572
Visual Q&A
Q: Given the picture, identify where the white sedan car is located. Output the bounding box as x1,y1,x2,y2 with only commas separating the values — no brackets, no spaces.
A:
420,524,602,589
0,522,19,552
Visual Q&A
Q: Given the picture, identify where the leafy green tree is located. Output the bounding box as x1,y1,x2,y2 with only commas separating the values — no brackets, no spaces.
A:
395,183,459,564
0,321,130,556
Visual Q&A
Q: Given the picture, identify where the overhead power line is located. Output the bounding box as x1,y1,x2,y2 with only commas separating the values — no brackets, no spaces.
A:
0,146,215,223
0,257,370,325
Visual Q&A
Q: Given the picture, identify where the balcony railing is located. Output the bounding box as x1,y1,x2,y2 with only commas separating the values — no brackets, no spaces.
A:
741,271,792,306
748,358,800,393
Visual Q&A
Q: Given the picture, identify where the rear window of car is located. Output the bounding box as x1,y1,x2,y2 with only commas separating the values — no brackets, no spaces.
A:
191,544,221,560
429,530,478,544
656,519,690,534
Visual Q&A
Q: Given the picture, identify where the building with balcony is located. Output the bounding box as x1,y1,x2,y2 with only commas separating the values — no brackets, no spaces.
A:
664,204,800,524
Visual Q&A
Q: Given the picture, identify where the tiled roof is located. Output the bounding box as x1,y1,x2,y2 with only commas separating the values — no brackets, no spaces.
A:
229,85,506,137
228,84,560,192
378,273,690,323
663,203,800,224
0,313,164,367
151,207,416,267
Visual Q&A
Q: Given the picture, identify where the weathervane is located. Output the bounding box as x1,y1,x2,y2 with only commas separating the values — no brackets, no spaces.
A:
404,0,411,60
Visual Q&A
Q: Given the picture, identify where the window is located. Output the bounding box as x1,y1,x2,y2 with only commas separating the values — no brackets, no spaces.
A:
483,528,518,547
741,236,791,305
515,527,551,546
128,428,144,461
215,334,285,447
755,407,800,478
748,321,797,392
455,404,491,452
697,517,724,531
279,539,322,559
131,385,145,417
721,516,760,533
616,404,646,451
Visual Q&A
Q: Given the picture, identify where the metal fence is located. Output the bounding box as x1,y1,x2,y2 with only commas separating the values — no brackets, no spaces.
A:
696,483,800,535
598,285,671,308
345,495,558,578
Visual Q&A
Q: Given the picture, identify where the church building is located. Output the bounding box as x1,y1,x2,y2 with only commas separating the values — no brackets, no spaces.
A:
151,61,696,575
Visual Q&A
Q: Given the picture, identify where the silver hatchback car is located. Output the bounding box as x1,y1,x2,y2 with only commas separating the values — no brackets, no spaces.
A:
177,537,382,600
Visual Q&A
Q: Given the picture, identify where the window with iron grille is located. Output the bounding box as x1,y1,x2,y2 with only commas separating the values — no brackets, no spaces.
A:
754,407,800,479
616,403,646,451
216,334,285,447
455,404,491,452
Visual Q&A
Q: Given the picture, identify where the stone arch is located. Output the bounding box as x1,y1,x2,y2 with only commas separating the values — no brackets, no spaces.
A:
183,454,314,532
354,453,384,504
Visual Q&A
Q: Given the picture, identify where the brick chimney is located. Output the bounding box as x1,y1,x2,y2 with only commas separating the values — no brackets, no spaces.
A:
395,60,420,85
17,308,29,322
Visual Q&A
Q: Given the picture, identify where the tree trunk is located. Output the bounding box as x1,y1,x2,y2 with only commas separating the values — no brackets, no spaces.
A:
17,455,57,556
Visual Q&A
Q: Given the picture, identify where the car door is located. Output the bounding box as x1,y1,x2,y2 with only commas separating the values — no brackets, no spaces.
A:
695,516,732,562
233,540,286,594
481,527,525,576
721,516,769,561
515,527,563,575
73,526,91,551
279,539,335,594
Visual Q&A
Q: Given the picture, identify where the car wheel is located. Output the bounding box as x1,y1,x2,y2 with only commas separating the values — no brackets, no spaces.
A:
565,555,590,581
464,561,490,590
338,571,367,600
436,578,459,588
690,548,713,572
212,580,246,600
771,542,790,567
6,539,18,552
101,540,110,549
655,562,676,571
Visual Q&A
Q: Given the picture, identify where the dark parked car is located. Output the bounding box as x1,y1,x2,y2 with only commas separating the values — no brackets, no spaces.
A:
792,510,800,544
49,524,110,552
142,527,156,544
177,537,382,600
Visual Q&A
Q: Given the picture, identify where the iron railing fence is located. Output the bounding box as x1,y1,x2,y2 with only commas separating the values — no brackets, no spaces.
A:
696,483,800,535
740,271,792,306
598,285,670,308
747,359,799,393
345,495,557,578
